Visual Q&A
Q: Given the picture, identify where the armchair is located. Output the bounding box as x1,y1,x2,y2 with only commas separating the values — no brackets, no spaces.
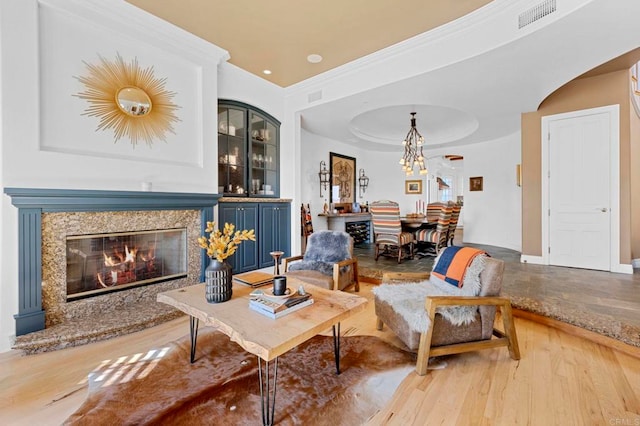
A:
282,230,359,291
373,254,520,375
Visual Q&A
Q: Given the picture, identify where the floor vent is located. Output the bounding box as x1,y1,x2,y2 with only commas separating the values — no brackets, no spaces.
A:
308,90,322,103
518,0,556,29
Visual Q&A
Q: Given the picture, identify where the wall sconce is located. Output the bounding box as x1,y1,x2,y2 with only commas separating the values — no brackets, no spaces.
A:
358,168,369,198
319,160,330,197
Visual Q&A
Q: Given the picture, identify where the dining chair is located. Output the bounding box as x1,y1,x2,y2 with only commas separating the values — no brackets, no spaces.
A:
447,203,462,246
415,204,452,256
369,200,415,263
426,202,446,222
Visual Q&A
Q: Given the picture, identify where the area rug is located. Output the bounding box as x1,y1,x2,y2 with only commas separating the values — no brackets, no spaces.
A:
65,329,416,425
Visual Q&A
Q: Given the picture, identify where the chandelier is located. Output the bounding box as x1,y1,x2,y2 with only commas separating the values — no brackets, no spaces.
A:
399,112,427,176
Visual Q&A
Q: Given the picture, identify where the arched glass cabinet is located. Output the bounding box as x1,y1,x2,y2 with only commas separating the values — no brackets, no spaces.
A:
218,100,280,198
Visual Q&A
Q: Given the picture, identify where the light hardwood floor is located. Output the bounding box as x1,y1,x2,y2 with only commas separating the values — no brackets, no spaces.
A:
1,282,639,425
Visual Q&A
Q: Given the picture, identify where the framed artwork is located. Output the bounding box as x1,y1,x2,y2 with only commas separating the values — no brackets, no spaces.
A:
329,152,356,203
470,176,483,191
405,179,422,194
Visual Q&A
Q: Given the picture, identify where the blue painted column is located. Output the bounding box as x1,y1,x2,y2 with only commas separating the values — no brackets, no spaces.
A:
15,209,45,335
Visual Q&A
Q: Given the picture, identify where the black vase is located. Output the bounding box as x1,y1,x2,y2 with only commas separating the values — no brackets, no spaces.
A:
205,259,233,303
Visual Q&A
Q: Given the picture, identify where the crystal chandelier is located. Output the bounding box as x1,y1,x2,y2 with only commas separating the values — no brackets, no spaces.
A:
399,112,427,176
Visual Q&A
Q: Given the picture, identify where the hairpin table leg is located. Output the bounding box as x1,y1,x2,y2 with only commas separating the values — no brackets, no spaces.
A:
258,356,278,426
333,322,341,375
189,316,199,364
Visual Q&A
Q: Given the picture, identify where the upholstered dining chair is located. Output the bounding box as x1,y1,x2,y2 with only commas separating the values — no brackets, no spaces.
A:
282,230,359,292
426,202,446,222
447,203,462,246
369,200,415,263
373,255,520,375
415,204,452,256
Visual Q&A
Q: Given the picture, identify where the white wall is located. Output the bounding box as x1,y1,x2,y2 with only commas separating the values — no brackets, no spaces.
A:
0,0,229,352
299,129,372,235
458,132,522,251
300,129,522,252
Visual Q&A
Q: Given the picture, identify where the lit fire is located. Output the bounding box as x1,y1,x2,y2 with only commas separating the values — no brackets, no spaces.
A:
98,244,156,287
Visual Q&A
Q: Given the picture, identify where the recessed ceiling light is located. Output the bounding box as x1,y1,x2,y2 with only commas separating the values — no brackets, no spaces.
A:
263,70,272,75
307,54,323,64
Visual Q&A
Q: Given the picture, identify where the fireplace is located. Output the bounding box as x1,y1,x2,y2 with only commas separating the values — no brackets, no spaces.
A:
66,228,188,300
4,188,220,344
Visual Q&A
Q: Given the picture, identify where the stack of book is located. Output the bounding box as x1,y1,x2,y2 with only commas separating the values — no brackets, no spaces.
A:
249,292,314,319
233,271,274,287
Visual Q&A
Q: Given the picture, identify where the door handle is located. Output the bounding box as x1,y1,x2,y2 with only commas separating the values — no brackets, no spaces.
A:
598,208,608,212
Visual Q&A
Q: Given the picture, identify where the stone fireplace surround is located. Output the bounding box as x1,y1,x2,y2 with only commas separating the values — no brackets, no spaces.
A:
4,188,220,353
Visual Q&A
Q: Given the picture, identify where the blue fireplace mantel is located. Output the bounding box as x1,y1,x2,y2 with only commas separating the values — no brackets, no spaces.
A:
3,187,221,336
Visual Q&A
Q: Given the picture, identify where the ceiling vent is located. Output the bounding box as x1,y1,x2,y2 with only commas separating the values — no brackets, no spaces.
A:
308,90,323,103
518,0,556,29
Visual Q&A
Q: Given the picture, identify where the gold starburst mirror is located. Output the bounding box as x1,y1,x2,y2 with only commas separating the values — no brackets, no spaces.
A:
74,53,180,147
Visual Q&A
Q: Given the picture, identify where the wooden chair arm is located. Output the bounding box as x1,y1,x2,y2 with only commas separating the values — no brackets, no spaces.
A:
424,295,512,311
382,272,430,282
416,295,520,375
282,255,304,272
334,257,357,268
332,258,359,291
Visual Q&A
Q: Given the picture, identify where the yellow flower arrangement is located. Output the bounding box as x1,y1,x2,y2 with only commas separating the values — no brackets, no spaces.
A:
198,221,256,263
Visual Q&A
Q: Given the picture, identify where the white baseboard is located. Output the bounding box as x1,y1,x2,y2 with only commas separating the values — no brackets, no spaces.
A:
520,255,544,265
611,263,634,274
519,255,633,274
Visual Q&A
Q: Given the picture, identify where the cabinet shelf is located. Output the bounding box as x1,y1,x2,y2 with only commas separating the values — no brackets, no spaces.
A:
219,100,280,198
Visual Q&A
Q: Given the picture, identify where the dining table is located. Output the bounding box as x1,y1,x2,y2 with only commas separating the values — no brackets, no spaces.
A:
400,216,437,232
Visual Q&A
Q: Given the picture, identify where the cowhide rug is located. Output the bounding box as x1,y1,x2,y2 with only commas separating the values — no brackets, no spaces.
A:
65,328,416,425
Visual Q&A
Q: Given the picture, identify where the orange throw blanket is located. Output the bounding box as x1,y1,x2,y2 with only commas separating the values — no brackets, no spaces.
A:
432,246,487,288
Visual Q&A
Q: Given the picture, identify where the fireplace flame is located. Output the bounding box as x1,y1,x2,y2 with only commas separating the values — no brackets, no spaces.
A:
125,245,137,263
140,246,155,262
103,252,119,267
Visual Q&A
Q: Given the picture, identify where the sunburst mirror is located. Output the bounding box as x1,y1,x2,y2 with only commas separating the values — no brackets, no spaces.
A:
74,53,180,147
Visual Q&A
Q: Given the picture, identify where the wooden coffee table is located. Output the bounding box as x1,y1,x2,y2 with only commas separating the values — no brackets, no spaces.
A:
157,278,367,426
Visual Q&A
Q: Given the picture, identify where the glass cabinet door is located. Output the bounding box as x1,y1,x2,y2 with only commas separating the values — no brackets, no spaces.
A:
218,106,246,195
249,112,278,196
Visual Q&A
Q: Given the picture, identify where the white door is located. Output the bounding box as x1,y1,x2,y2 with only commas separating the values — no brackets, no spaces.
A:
548,112,611,270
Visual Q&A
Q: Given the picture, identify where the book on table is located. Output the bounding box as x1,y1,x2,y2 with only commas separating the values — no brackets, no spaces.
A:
233,271,273,287
249,293,313,319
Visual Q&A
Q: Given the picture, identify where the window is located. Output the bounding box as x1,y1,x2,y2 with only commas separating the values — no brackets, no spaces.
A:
440,176,454,202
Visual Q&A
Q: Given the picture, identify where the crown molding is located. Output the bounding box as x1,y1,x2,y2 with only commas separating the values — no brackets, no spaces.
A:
38,0,230,65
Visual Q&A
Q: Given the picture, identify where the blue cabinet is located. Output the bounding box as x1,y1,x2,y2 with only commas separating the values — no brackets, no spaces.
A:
218,203,259,273
259,203,291,269
219,202,290,273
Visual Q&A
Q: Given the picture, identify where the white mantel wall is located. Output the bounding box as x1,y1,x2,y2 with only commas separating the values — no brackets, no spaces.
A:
0,0,231,352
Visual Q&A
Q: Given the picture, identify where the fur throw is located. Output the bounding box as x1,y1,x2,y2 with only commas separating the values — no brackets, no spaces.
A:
288,230,352,276
373,255,486,332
